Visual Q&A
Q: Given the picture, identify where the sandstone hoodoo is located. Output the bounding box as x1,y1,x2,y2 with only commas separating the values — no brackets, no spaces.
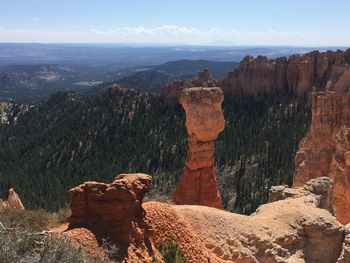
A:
68,173,152,251
173,86,224,208
293,91,350,225
0,188,25,210
160,69,218,107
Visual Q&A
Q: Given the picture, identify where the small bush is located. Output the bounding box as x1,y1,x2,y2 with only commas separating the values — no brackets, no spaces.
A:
0,230,106,263
0,209,51,232
52,206,72,226
157,241,186,263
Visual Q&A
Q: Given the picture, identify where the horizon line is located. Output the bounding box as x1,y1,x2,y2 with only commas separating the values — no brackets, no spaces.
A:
0,42,349,49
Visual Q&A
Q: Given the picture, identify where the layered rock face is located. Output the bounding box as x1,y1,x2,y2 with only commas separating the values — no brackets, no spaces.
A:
160,49,350,105
221,49,350,97
68,173,152,243
173,87,224,208
293,92,350,224
0,188,25,210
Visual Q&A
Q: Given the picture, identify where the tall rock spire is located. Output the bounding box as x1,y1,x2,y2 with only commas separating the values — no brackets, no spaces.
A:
173,87,224,208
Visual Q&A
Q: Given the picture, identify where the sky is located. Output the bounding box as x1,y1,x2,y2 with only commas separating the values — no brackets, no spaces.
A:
0,0,349,46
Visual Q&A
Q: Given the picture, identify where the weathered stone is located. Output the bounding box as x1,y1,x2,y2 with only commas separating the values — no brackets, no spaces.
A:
151,177,345,263
173,87,224,208
68,173,152,243
270,177,334,213
293,92,350,224
160,69,218,107
65,174,347,262
160,49,350,105
221,49,350,97
337,223,350,263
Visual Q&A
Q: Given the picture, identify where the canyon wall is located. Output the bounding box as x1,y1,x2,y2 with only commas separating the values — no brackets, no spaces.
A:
293,91,350,224
172,87,224,208
160,49,350,105
221,49,350,97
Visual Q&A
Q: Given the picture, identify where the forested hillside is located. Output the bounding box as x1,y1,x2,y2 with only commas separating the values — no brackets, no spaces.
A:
116,70,176,92
0,86,310,213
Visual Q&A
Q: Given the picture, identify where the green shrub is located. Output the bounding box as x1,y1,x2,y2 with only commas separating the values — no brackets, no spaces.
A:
158,241,186,263
0,230,106,263
0,209,52,232
52,206,72,226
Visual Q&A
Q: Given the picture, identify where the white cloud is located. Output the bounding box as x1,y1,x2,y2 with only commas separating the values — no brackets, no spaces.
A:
90,25,203,37
0,25,349,46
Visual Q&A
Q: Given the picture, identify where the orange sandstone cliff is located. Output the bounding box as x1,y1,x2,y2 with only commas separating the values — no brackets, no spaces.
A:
172,87,224,208
293,92,350,225
64,175,347,263
221,49,350,97
160,49,350,105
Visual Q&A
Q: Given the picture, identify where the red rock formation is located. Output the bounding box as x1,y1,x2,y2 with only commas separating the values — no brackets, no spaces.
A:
152,177,345,263
0,188,25,210
160,69,218,107
221,49,350,97
160,49,350,105
67,173,158,262
68,173,152,242
293,91,350,224
173,87,224,208
65,174,349,262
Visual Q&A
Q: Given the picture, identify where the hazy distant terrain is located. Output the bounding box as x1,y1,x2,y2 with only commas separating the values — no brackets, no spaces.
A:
0,44,346,101
114,60,239,92
0,43,330,67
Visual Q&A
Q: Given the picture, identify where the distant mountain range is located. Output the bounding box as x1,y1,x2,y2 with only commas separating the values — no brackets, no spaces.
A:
0,43,331,67
115,60,239,92
0,59,238,100
0,44,347,101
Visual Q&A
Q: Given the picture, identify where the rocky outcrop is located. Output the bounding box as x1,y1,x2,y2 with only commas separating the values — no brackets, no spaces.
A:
67,173,157,262
338,223,350,263
65,175,348,263
270,176,334,213
160,49,350,105
293,91,350,224
221,49,350,97
68,173,152,243
160,69,218,107
0,188,25,210
153,177,345,263
172,87,224,208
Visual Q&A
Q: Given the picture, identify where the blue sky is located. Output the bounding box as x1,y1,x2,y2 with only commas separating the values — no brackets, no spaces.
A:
0,0,349,46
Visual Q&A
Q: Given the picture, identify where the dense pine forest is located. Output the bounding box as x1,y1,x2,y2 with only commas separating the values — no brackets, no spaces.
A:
0,86,310,214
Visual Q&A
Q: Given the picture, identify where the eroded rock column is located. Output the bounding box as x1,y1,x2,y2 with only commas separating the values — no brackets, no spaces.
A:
68,173,152,243
293,92,350,224
173,87,224,208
